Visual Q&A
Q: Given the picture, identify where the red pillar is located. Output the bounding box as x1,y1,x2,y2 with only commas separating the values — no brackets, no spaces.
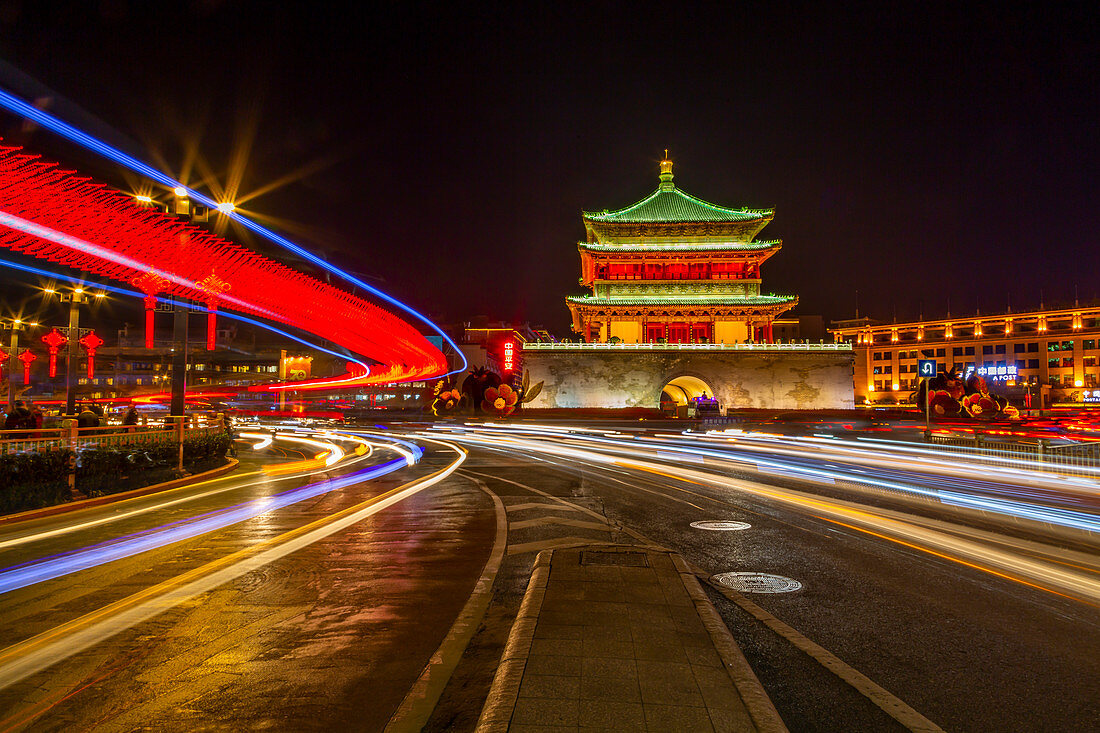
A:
765,322,773,343
585,321,592,343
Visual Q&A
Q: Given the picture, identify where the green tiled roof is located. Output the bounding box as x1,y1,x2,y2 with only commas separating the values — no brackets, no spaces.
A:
583,186,773,223
567,294,797,306
578,240,780,253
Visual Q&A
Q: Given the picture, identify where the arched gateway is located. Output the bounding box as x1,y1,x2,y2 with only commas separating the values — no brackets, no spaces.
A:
661,374,715,406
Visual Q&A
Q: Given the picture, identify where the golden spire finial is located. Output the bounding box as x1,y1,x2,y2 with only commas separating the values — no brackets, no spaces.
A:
658,150,674,189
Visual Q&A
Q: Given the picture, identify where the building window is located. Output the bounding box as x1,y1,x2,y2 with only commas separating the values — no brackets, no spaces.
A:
965,346,975,355
1063,357,1074,368
1049,358,1060,368
1084,339,1096,350
936,348,945,357
953,347,963,356
982,345,993,355
921,349,935,358
1015,360,1027,371
1028,343,1039,352
883,366,892,374
1013,343,1025,353
995,344,1006,354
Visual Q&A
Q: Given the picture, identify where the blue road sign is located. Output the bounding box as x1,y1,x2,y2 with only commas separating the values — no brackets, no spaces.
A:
918,359,938,378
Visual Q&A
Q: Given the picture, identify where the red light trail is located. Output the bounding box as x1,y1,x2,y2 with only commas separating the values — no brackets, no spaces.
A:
0,145,447,389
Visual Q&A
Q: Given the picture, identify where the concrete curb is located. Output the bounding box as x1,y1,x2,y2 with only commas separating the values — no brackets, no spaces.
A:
671,554,788,733
476,549,552,733
0,458,240,526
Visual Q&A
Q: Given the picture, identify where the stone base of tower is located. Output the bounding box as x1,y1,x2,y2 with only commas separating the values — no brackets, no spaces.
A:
521,344,854,411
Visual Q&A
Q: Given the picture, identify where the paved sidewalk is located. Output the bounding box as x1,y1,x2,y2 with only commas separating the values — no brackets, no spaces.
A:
477,544,786,732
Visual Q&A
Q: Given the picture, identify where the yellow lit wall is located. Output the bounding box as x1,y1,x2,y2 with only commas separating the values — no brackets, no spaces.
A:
714,320,748,344
610,321,642,343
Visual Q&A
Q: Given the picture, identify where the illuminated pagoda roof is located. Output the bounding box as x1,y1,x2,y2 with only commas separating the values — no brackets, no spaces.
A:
583,156,771,224
578,239,781,253
567,294,797,307
583,188,771,224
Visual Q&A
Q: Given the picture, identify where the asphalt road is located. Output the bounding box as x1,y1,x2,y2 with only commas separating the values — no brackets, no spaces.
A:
1,420,1097,732
422,422,1100,733
0,430,494,731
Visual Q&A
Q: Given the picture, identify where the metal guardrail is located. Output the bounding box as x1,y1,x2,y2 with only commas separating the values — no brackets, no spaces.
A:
923,432,1100,476
522,342,852,352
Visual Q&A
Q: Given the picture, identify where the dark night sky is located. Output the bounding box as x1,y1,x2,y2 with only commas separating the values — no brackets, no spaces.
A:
1,2,1098,336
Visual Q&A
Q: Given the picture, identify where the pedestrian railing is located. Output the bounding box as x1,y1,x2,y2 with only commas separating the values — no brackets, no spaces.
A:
521,342,853,352
923,431,1100,476
0,421,226,455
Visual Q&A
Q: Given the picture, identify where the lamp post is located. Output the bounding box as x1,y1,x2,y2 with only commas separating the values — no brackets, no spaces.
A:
44,286,105,415
3,318,38,410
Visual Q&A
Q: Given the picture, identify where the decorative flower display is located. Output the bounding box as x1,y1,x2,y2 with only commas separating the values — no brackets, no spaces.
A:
482,384,519,417
428,380,464,416
928,390,961,416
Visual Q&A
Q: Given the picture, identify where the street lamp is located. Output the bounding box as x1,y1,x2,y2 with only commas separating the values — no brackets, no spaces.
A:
43,286,106,415
3,318,39,410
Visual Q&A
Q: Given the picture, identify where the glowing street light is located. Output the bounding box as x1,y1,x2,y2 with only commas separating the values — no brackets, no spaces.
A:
173,186,188,197
134,194,154,203
216,202,235,214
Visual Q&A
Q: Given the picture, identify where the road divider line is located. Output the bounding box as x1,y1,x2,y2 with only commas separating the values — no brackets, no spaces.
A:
0,441,465,693
702,572,945,733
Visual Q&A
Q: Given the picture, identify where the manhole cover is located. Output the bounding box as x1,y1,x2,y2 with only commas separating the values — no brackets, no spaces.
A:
581,551,649,567
690,520,751,531
713,572,802,594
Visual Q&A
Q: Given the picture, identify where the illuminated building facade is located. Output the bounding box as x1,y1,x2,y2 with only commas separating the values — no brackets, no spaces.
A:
830,306,1100,404
568,156,797,344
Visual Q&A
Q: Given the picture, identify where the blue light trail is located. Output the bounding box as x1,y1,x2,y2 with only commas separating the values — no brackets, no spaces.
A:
0,86,466,377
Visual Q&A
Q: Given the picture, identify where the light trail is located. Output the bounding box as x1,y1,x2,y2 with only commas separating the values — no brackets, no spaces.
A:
0,434,418,594
0,86,467,378
438,424,1100,534
426,425,1100,605
0,440,467,693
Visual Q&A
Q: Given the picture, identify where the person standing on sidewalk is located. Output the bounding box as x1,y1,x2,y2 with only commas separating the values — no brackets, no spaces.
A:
29,404,44,438
122,406,139,432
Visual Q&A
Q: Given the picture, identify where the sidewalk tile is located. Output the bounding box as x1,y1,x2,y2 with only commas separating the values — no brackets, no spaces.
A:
510,726,579,733
535,623,585,641
691,665,740,709
633,637,689,663
582,638,634,659
526,655,583,677
583,625,632,643
577,700,646,729
518,674,581,700
579,675,641,702
684,644,723,668
643,703,715,732
582,583,628,602
530,639,584,657
581,657,637,679
619,567,660,585
708,704,755,733
512,698,580,727
636,660,706,707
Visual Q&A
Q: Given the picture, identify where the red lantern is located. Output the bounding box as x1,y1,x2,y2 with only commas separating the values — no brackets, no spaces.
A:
40,328,67,378
17,349,36,385
131,271,169,349
198,272,231,351
79,332,104,379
